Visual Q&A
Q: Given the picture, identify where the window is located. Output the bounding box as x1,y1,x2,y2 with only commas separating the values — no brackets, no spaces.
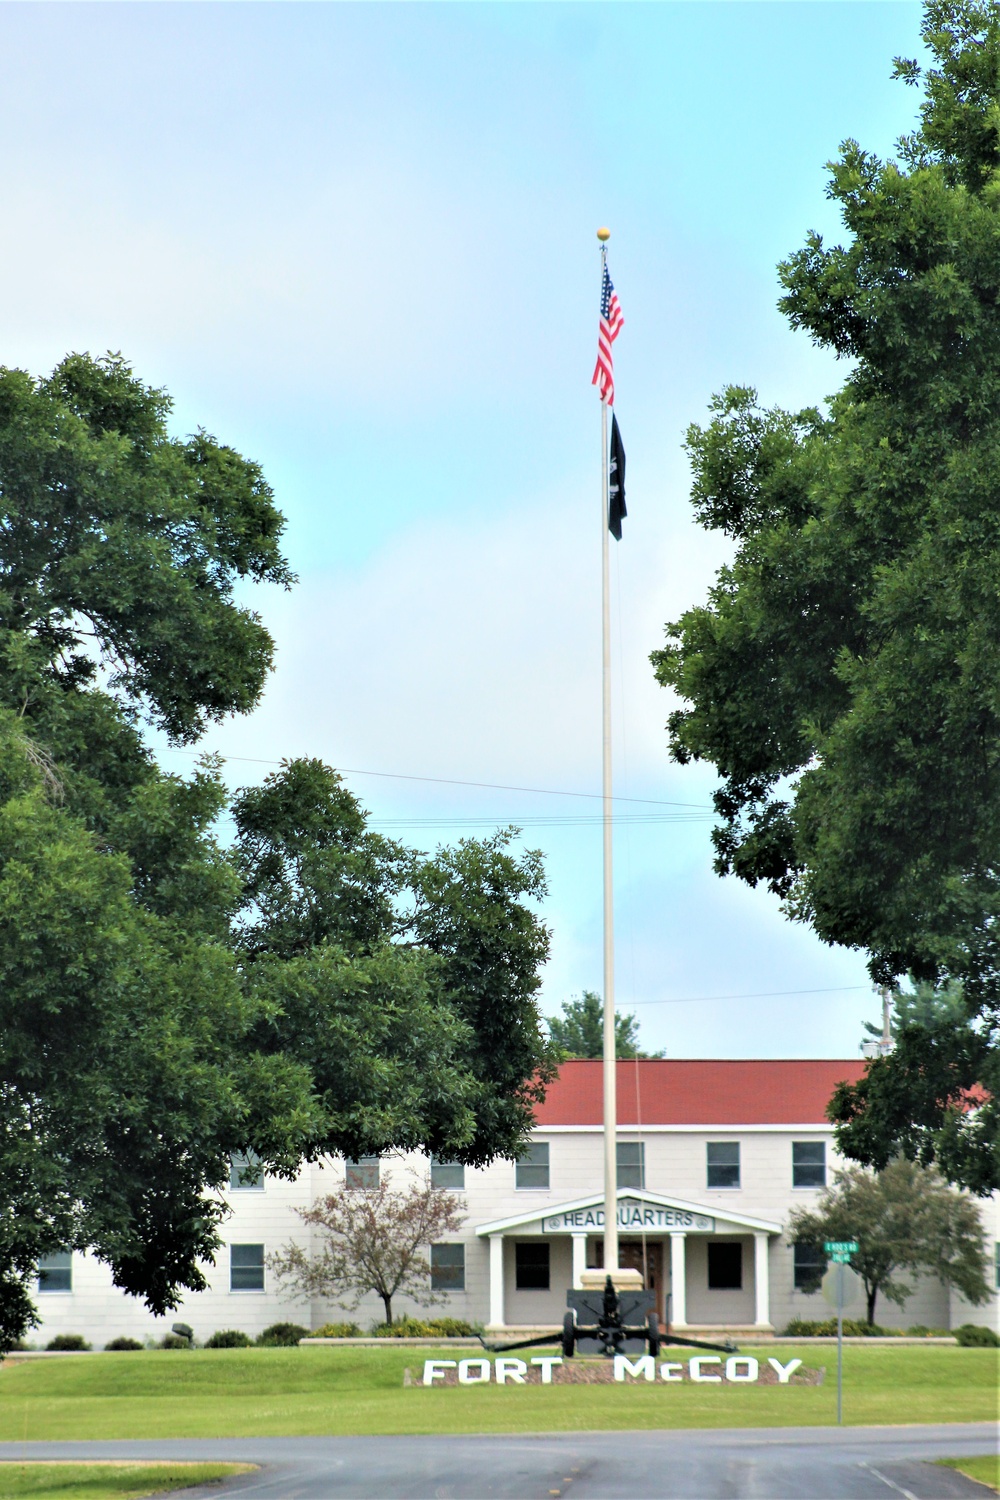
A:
707,1141,740,1189
616,1141,645,1190
230,1244,265,1291
229,1151,264,1191
345,1156,380,1190
430,1157,465,1190
707,1241,743,1290
792,1141,826,1189
37,1252,72,1293
515,1141,549,1190
515,1241,550,1290
793,1243,827,1293
430,1243,465,1291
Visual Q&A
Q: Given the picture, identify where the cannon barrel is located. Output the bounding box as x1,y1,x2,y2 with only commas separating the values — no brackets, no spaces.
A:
478,1277,739,1359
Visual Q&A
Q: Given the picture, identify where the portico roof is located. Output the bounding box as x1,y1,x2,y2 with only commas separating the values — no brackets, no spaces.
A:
475,1187,782,1238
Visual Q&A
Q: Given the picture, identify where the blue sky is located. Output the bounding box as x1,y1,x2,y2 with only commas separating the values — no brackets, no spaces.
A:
1,2,927,1055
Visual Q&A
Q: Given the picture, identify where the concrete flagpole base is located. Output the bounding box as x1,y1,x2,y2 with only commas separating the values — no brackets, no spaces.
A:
580,1267,644,1292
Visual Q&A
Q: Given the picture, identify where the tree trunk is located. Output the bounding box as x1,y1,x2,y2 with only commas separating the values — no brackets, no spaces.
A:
382,1293,393,1326
866,1283,878,1326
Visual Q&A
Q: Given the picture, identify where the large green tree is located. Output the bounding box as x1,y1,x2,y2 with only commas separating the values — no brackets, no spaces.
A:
547,990,663,1059
653,1,1000,1191
864,980,967,1043
0,354,554,1354
0,352,306,1352
231,759,554,1166
0,351,289,744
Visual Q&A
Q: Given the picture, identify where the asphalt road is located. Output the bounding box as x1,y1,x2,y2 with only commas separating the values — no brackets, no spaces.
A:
0,1424,995,1499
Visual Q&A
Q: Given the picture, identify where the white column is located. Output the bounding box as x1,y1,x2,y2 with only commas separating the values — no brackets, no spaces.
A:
488,1235,505,1329
669,1232,686,1327
754,1232,771,1328
571,1233,587,1289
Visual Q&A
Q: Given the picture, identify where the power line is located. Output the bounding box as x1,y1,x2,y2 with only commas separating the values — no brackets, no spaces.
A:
623,985,868,1007
147,755,863,1009
156,745,713,811
366,812,714,830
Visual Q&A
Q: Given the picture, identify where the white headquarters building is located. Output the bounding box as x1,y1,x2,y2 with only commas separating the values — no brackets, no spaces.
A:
33,1060,999,1345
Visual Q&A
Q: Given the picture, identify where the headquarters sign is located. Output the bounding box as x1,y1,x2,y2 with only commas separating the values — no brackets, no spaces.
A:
541,1199,714,1234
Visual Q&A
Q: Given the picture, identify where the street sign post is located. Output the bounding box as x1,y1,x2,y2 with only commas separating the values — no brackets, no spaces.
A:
821,1243,860,1423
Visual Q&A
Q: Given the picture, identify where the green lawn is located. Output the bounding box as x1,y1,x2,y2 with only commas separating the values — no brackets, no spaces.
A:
939,1456,1000,1493
0,1345,994,1439
0,1463,254,1500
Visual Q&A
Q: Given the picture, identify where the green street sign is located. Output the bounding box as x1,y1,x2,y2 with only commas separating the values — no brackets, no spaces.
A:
824,1241,858,1253
830,1251,853,1262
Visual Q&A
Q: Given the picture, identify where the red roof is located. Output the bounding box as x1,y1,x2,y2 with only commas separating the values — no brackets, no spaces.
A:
534,1059,867,1127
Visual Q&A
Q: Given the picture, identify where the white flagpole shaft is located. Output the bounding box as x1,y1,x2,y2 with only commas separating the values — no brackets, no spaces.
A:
601,389,618,1275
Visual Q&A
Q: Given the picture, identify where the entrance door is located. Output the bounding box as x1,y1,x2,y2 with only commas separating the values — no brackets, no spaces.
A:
619,1240,663,1325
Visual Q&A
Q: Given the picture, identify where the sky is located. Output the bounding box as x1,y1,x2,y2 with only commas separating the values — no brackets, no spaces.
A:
0,1,928,1057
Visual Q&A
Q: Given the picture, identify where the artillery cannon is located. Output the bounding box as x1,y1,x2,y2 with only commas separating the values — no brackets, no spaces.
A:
479,1275,737,1359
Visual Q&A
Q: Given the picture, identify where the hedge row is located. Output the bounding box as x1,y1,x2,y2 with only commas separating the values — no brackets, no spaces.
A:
35,1317,478,1352
311,1316,477,1338
782,1318,997,1343
52,1316,995,1350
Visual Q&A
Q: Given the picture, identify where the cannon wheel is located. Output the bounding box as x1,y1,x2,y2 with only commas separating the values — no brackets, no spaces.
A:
562,1310,576,1359
647,1312,661,1359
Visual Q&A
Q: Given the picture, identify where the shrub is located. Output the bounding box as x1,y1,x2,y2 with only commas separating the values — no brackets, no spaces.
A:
954,1323,1000,1347
782,1318,903,1337
371,1316,434,1338
104,1337,144,1351
310,1322,362,1339
365,1316,478,1338
159,1334,192,1349
256,1322,310,1347
204,1329,253,1348
45,1334,91,1351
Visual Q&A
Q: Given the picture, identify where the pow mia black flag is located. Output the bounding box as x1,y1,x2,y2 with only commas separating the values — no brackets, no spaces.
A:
608,413,626,540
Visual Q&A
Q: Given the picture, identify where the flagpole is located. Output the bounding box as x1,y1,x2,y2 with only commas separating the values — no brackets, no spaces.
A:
598,229,618,1277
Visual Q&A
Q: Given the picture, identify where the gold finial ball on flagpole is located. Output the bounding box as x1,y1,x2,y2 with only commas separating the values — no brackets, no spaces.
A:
596,227,610,241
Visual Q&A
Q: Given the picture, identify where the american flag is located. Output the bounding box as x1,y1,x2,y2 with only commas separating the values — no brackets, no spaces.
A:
592,262,624,405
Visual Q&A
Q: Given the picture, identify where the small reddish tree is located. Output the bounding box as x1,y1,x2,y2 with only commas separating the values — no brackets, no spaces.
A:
268,1173,465,1326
